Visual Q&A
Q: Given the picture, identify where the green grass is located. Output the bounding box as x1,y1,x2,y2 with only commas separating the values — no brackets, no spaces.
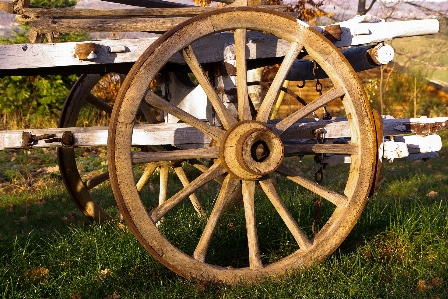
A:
0,132,447,298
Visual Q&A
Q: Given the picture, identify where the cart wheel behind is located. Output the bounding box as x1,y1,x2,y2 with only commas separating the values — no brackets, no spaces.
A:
58,74,207,222
58,74,115,222
108,8,376,283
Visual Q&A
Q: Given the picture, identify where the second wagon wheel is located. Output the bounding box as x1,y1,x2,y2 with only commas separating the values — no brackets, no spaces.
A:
57,73,116,222
58,73,207,222
108,7,376,284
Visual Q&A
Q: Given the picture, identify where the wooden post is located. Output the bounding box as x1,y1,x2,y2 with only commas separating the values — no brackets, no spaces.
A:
414,77,417,118
380,65,384,115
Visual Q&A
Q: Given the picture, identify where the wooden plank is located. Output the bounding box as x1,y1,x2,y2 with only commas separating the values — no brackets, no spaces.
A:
0,123,212,150
0,38,158,74
21,7,214,19
282,117,448,139
382,117,448,135
316,18,439,47
0,40,389,76
19,10,437,42
1,117,446,150
29,17,191,34
100,0,191,8
18,5,286,21
0,32,290,74
0,17,438,75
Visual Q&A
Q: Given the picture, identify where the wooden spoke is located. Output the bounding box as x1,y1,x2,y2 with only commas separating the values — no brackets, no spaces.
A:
150,161,225,222
256,41,303,123
242,180,263,269
85,93,113,114
182,45,237,129
278,164,349,207
159,165,170,206
284,143,358,155
138,100,160,124
259,178,312,250
173,165,207,218
136,162,158,192
144,90,225,141
191,161,225,185
235,29,252,121
274,87,345,135
85,171,109,190
194,175,240,262
132,147,219,164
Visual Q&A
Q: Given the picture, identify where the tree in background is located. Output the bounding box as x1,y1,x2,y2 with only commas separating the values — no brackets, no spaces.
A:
328,0,447,21
357,0,377,15
286,0,333,24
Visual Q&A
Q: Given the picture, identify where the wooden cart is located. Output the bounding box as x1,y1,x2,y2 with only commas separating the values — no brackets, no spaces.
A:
1,0,447,284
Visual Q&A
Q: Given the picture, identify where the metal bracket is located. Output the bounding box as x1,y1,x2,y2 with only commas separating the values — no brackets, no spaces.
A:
408,121,447,136
22,131,74,148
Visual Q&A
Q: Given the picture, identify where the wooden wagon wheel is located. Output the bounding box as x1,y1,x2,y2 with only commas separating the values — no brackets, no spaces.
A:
108,8,376,284
57,73,206,222
57,73,115,222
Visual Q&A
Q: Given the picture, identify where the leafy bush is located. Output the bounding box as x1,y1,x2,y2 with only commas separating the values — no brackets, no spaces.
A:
363,67,446,118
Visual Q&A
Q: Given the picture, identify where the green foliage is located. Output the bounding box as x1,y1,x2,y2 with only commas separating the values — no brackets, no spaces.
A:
0,24,29,45
0,75,78,128
419,97,448,117
363,67,446,118
31,0,77,8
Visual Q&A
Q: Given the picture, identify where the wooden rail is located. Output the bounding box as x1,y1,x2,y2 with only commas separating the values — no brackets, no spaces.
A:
1,117,446,150
0,35,391,76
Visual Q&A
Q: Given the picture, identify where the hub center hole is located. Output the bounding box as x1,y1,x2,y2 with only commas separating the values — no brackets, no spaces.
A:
251,140,270,162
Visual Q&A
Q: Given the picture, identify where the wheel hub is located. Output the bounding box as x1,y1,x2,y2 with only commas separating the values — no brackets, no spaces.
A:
221,121,284,180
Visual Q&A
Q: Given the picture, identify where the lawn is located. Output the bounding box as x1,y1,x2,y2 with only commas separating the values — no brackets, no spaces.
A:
0,131,447,298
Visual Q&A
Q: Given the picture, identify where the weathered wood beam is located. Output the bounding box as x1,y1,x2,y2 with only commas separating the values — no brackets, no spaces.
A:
0,37,158,75
0,33,290,75
100,0,269,7
17,5,286,21
0,17,439,76
286,43,393,81
0,34,389,76
280,117,448,140
316,17,439,47
100,0,191,8
11,8,435,43
29,17,191,34
20,7,214,19
0,123,212,150
1,117,446,150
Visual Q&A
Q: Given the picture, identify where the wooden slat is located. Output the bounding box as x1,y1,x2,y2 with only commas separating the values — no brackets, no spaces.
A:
21,7,213,19
19,5,286,20
100,0,191,8
316,18,439,47
29,17,191,34
1,117,446,150
0,32,290,75
284,143,358,155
